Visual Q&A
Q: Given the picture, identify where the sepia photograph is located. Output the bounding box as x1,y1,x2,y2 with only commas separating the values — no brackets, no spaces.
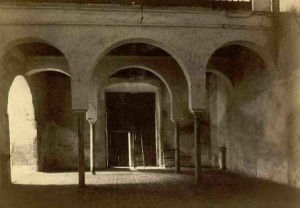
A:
0,0,299,207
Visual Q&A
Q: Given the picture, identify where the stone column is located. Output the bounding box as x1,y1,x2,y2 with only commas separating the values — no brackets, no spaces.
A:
36,120,44,172
88,121,96,175
128,131,135,169
174,121,180,173
193,111,202,184
75,110,86,188
0,112,11,187
272,0,279,13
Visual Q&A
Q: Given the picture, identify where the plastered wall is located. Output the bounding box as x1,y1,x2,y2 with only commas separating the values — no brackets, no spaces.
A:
277,12,300,187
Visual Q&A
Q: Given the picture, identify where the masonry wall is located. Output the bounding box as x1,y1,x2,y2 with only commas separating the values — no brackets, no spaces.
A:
221,70,289,183
207,74,232,167
277,11,300,187
28,72,77,171
160,83,199,167
214,47,290,184
0,2,274,112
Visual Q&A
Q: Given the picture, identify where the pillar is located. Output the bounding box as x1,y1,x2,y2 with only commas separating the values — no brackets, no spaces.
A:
272,0,280,61
272,0,280,13
36,122,42,172
0,153,10,187
105,112,109,168
174,121,180,173
0,112,11,187
128,131,135,168
89,121,96,175
193,111,202,184
218,147,227,170
75,110,86,188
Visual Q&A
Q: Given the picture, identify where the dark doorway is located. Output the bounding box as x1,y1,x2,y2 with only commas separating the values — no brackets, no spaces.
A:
106,92,156,167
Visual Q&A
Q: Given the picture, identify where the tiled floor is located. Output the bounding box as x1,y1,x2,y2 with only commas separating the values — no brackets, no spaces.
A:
1,168,300,208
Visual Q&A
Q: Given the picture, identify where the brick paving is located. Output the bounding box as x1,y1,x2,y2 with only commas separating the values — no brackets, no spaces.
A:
1,168,300,208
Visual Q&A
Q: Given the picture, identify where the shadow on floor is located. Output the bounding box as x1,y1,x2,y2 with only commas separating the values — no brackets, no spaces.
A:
1,169,300,208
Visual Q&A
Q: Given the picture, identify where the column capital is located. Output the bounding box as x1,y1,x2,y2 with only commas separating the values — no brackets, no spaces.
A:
87,117,97,124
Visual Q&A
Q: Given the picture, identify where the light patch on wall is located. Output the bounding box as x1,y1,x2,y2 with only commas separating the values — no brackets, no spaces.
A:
280,0,300,12
7,74,37,182
8,75,36,146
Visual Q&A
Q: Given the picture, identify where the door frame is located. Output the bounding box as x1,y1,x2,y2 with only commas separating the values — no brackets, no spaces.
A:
104,90,162,168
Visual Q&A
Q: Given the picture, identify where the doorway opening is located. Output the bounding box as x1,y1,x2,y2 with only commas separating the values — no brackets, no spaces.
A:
106,92,156,168
8,75,37,182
